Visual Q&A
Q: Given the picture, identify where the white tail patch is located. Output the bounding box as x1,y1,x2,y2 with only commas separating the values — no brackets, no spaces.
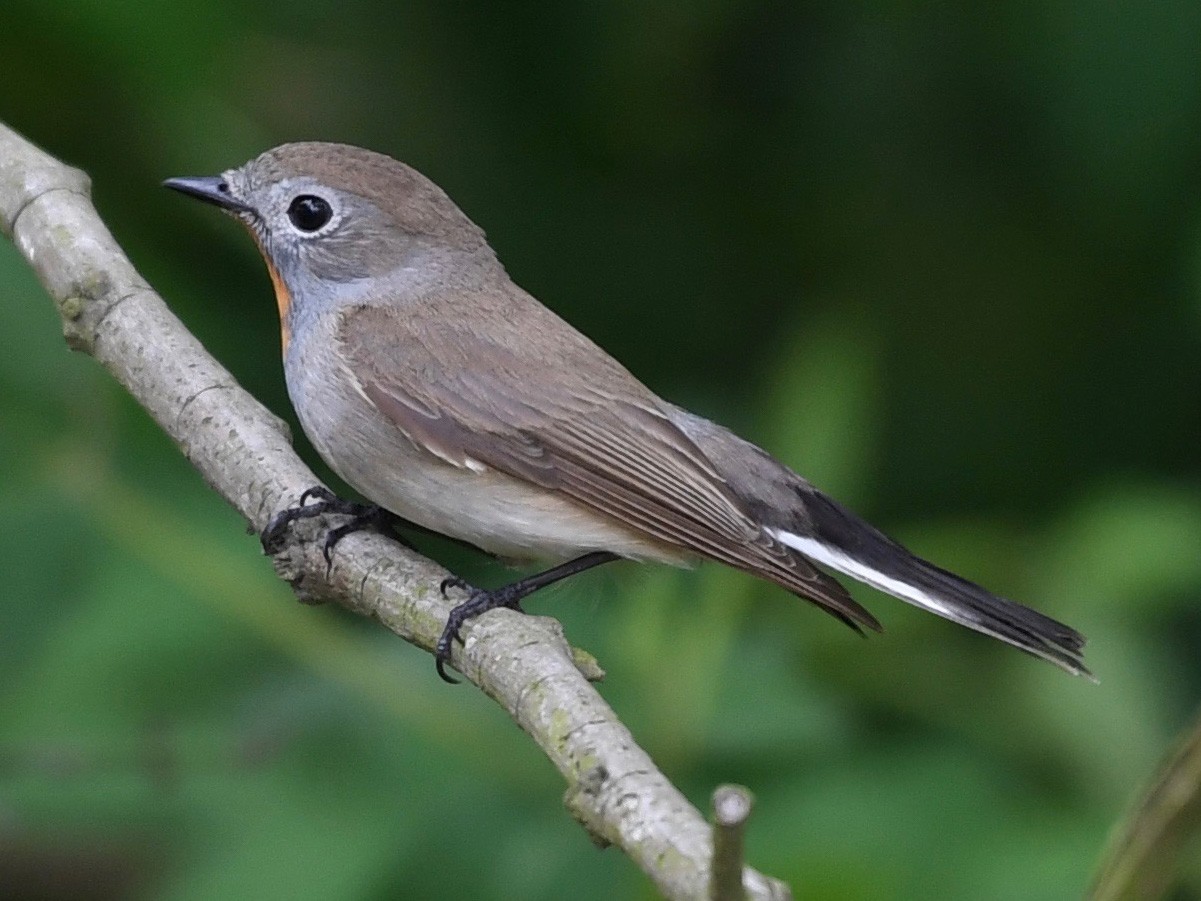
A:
766,528,1094,680
767,527,962,621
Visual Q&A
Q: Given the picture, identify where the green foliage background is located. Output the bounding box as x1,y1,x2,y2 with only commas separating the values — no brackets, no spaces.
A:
3,3,1201,898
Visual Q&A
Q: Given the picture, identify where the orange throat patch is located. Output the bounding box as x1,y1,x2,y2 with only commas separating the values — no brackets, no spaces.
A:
265,257,292,353
244,225,292,353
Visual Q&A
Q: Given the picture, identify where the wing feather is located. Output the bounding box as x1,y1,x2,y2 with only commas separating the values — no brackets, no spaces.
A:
340,299,879,630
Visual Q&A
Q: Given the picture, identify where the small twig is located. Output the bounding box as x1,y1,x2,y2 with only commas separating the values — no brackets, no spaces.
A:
1088,704,1201,901
711,784,757,901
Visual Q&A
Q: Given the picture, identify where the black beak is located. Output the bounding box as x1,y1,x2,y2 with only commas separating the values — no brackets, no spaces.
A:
162,175,253,214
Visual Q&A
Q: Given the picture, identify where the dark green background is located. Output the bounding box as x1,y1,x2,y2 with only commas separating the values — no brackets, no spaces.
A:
3,2,1200,898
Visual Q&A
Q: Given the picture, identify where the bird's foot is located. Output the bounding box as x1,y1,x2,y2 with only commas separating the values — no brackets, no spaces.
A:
261,486,409,570
432,552,620,683
435,578,529,684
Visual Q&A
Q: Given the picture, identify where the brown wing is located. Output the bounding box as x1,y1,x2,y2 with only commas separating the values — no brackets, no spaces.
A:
337,296,880,632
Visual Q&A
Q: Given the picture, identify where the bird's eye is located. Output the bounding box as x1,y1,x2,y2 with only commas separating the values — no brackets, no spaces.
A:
287,195,333,232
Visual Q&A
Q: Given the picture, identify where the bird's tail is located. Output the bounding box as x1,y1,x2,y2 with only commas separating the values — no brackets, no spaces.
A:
767,489,1092,680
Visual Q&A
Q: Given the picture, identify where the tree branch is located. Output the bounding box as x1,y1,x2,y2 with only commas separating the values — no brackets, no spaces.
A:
0,122,791,901
710,785,755,901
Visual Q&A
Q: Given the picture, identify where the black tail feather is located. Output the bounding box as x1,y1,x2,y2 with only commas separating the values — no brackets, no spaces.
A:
771,489,1092,679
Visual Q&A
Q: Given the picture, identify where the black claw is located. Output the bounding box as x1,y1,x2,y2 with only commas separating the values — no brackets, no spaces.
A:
262,502,320,554
434,589,480,683
321,532,341,576
261,486,406,568
429,553,621,684
431,584,535,684
299,486,336,506
435,625,461,682
440,576,467,597
434,594,470,683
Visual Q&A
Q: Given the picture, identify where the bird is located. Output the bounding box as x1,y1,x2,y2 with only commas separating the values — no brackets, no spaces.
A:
163,142,1091,683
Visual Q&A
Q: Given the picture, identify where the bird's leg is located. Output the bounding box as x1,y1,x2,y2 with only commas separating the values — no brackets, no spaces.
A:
435,551,621,683
261,486,411,565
